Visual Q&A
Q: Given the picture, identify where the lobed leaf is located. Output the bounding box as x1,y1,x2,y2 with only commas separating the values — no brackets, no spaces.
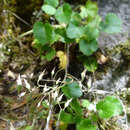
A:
42,5,56,15
71,12,82,25
66,23,84,39
62,81,82,98
55,3,72,24
77,119,97,130
55,28,74,43
43,48,56,61
33,22,55,45
80,6,88,19
100,13,122,34
44,0,59,8
70,99,83,115
60,111,75,124
81,99,90,108
83,56,98,72
86,0,98,20
96,96,123,119
84,25,99,41
79,39,98,56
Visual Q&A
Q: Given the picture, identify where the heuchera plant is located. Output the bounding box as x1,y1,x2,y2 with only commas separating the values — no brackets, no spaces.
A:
33,0,121,66
32,0,123,129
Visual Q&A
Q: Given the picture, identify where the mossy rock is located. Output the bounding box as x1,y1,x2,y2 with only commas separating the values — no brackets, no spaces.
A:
94,40,130,90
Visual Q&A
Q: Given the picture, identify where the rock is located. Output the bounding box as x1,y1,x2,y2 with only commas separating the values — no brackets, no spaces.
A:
93,40,130,91
98,0,130,49
92,0,130,92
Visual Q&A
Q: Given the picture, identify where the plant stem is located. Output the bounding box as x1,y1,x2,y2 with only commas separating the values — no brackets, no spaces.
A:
6,30,33,44
18,30,33,38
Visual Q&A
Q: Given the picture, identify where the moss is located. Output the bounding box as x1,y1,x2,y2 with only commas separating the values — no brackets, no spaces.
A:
0,43,10,70
121,40,130,61
9,0,42,22
95,40,130,81
106,40,130,59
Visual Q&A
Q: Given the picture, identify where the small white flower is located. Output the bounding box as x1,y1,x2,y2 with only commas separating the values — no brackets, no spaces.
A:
17,74,22,86
57,94,64,102
79,81,83,88
18,92,26,98
46,100,50,106
81,69,87,81
38,73,43,82
51,68,55,77
30,73,34,78
24,79,31,91
37,101,42,107
10,122,15,130
43,84,50,92
52,91,58,100
56,78,61,85
21,74,27,78
64,99,72,109
87,77,92,88
38,69,46,82
7,70,15,79
88,103,96,112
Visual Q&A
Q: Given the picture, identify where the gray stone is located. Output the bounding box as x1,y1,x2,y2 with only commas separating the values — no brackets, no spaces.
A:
98,0,130,49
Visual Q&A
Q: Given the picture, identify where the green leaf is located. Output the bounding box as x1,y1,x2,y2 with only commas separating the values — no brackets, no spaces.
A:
89,15,101,27
80,1,98,20
91,114,98,122
42,48,56,61
86,0,98,19
44,0,59,8
74,116,82,124
80,6,88,19
60,111,75,124
44,23,56,44
62,81,82,98
25,126,34,130
51,31,60,44
33,39,42,49
83,56,97,72
81,16,100,41
42,101,49,108
84,25,99,41
70,99,83,115
100,13,122,34
33,22,47,45
71,12,81,25
96,96,123,119
33,22,55,45
59,123,68,130
55,28,74,43
40,44,50,51
79,39,98,56
55,3,72,24
42,5,56,15
66,23,84,39
81,99,90,108
17,85,22,94
77,119,97,130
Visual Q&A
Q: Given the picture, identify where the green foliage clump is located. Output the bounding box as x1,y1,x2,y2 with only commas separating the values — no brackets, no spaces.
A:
96,96,123,119
32,0,123,129
33,0,122,63
59,79,123,129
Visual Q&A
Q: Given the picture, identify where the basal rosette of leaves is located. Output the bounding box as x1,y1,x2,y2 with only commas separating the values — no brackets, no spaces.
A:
33,0,122,64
